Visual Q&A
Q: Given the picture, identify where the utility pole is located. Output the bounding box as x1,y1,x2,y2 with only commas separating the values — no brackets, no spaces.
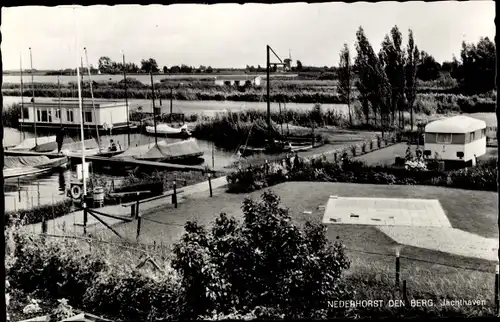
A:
122,52,130,147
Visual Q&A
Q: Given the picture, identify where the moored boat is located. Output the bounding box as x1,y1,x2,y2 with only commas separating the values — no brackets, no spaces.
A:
145,123,192,138
3,155,69,179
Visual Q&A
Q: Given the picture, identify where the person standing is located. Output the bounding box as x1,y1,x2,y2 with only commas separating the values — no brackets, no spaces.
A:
56,126,65,154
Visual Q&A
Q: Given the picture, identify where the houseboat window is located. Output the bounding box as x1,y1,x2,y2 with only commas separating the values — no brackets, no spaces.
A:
48,110,53,122
36,109,41,122
41,110,48,122
84,111,93,123
67,110,74,122
55,109,60,119
436,133,452,144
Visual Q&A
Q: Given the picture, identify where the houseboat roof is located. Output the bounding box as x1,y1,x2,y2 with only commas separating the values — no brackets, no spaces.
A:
214,75,261,81
22,99,126,109
425,115,486,134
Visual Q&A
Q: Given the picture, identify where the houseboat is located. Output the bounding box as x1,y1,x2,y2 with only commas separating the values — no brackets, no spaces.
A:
18,99,134,133
424,115,487,166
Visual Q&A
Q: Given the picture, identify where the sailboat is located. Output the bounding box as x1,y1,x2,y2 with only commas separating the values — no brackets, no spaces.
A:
113,71,204,165
238,45,314,157
144,88,192,139
61,48,124,159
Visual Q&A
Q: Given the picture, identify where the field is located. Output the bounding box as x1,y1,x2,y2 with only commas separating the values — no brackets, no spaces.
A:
90,181,497,313
355,143,498,166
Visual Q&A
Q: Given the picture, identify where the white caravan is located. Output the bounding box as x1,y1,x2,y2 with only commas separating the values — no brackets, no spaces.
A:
424,115,487,164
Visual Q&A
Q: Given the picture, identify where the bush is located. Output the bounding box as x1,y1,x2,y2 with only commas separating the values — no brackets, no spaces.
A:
172,191,352,319
5,199,74,226
7,191,352,320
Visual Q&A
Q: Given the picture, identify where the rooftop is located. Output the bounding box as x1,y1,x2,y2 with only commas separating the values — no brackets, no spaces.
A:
22,99,127,109
424,115,486,133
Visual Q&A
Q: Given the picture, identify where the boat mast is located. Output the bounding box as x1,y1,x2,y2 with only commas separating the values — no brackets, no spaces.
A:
58,74,62,126
20,53,24,141
80,57,88,140
150,71,158,146
29,47,37,146
84,47,101,153
74,7,87,198
122,51,130,147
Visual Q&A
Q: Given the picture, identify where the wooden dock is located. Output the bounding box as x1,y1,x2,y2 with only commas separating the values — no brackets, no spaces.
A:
4,150,213,173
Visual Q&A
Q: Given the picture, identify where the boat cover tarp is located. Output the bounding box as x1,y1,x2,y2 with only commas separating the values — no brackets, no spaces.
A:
4,156,51,168
139,138,202,160
32,137,75,152
116,139,202,161
11,136,57,151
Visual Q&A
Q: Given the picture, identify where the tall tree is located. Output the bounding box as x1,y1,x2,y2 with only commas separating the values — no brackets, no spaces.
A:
355,26,392,135
455,37,496,94
405,29,419,131
140,58,159,73
379,26,406,130
296,60,303,71
163,66,169,74
98,56,112,74
338,44,353,124
416,51,440,81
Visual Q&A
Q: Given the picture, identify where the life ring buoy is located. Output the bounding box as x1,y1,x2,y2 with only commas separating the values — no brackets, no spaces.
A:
70,185,82,200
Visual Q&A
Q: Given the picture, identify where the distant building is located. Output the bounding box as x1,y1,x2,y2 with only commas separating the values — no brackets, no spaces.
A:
19,99,129,132
214,75,262,87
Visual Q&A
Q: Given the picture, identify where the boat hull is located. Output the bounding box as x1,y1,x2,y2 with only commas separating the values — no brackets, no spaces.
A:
3,156,68,179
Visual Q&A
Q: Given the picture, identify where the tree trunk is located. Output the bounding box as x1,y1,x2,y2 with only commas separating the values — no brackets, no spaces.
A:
410,101,414,131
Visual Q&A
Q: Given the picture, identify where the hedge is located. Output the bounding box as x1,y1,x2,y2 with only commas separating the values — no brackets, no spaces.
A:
227,155,498,193
5,199,74,226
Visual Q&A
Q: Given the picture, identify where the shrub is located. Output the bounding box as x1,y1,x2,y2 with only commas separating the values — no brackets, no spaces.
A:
5,199,74,226
171,191,352,319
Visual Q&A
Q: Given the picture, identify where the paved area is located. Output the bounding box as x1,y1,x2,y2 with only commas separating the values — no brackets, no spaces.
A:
379,226,499,262
23,176,228,235
322,196,498,262
322,196,452,228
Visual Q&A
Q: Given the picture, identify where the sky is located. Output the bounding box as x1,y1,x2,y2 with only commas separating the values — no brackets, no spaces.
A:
1,1,495,70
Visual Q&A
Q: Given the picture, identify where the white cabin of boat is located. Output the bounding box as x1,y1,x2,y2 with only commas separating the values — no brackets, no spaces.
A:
18,99,129,131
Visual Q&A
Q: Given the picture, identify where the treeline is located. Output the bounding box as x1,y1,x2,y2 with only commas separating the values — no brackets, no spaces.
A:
336,25,496,133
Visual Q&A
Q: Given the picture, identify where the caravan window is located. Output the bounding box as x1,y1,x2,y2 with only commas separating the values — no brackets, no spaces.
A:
436,133,452,144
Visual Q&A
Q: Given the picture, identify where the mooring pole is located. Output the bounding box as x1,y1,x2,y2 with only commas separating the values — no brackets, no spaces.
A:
266,45,271,142
208,173,213,197
122,52,130,148
150,71,158,146
29,47,38,146
83,203,87,235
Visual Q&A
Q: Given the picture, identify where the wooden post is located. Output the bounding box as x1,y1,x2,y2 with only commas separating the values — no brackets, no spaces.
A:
41,215,47,234
18,178,21,202
403,280,409,306
135,192,140,219
495,264,499,316
83,203,88,235
37,181,40,206
136,213,142,242
208,173,213,197
311,121,315,148
172,180,177,208
265,160,269,175
112,179,115,192
395,249,400,289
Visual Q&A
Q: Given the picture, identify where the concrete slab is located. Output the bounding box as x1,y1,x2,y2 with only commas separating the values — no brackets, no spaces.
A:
322,196,451,228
